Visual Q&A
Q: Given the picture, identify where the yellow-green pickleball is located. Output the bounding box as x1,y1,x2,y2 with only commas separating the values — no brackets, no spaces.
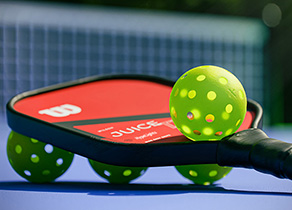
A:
89,159,148,184
170,65,247,185
175,164,232,185
7,131,74,183
169,65,247,141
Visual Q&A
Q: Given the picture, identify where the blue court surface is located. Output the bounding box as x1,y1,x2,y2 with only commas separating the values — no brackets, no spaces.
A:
0,116,292,210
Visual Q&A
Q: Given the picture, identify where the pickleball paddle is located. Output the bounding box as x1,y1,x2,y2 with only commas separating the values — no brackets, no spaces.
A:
6,74,292,181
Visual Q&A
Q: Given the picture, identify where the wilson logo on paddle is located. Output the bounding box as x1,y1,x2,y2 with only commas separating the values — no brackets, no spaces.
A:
38,104,82,117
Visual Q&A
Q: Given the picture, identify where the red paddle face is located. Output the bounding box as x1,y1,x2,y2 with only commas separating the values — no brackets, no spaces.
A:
12,78,254,144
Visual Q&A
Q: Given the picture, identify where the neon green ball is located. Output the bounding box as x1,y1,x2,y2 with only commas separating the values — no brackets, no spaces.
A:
175,164,232,185
88,159,148,184
7,131,74,183
169,65,247,141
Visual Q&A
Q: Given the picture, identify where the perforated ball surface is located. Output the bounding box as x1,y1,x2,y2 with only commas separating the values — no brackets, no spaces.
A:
169,65,247,141
7,131,74,183
175,164,232,185
89,159,148,184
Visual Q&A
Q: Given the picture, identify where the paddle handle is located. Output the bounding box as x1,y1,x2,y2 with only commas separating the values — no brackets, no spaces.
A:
217,128,292,180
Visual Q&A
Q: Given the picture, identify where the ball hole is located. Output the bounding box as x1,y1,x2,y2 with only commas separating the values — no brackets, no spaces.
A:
209,170,218,177
222,112,230,120
104,170,111,177
123,170,132,176
219,77,228,85
171,107,177,118
225,128,233,136
8,132,14,140
236,119,241,126
189,170,198,177
196,75,206,81
31,138,39,143
42,170,50,175
188,90,196,99
180,89,188,98
203,127,213,135
24,170,31,176
174,88,179,96
193,130,201,135
182,125,191,134
205,114,215,123
15,145,22,154
187,112,194,120
56,158,63,166
225,104,233,113
192,109,201,119
9,158,13,165
44,144,53,154
31,154,40,163
207,91,217,101
239,90,244,99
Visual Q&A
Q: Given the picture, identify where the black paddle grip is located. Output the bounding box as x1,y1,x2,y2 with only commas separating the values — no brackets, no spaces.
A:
217,128,292,180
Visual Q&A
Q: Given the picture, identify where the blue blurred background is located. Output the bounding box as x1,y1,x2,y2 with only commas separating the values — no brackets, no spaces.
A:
0,0,291,125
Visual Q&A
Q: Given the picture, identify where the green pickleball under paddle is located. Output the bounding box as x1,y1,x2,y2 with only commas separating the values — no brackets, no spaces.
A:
175,164,232,185
89,159,148,184
7,131,74,183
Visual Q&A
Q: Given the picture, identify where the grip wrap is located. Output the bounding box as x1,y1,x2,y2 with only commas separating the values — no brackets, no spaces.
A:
217,128,292,179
